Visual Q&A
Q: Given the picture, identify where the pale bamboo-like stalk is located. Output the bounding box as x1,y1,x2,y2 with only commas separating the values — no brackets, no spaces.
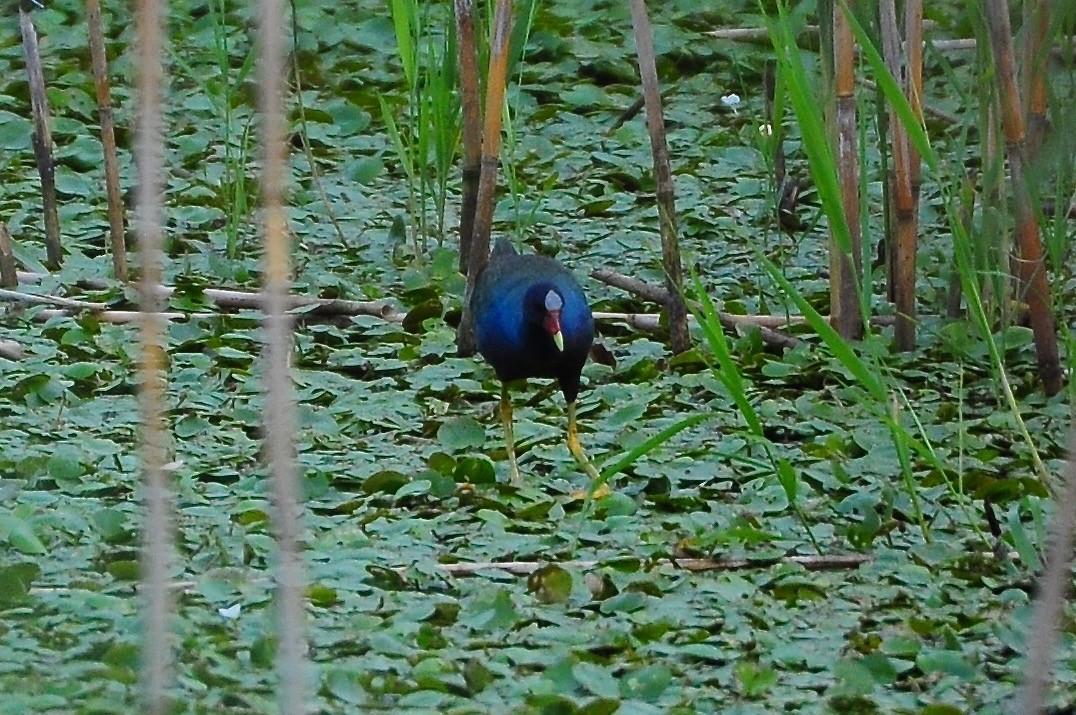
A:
455,0,482,274
984,0,1062,396
18,5,61,269
256,0,308,708
1017,432,1076,713
1022,0,1050,158
456,0,513,356
0,223,16,287
85,0,128,281
831,0,862,341
133,0,173,710
628,0,689,355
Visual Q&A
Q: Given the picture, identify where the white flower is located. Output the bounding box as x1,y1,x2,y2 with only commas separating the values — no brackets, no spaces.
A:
218,603,242,620
721,93,741,112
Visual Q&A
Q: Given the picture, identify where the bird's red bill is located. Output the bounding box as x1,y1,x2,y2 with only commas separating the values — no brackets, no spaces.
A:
544,310,564,351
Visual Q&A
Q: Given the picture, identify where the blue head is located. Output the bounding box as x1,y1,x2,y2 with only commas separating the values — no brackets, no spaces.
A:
471,249,594,402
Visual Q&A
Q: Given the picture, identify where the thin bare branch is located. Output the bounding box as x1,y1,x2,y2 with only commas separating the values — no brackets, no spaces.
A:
628,0,690,355
18,5,61,269
455,0,482,273
0,288,104,310
592,267,670,305
85,0,128,281
859,77,958,125
32,308,208,322
0,223,17,288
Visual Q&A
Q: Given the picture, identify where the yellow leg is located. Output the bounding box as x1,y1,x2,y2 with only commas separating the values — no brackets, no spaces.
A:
500,386,522,485
567,401,602,485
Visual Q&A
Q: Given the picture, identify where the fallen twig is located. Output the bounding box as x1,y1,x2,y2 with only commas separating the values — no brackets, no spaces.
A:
592,268,802,349
0,339,24,360
707,21,937,42
593,269,896,332
13,272,398,319
29,553,871,596
0,287,102,310
32,308,211,322
419,554,870,576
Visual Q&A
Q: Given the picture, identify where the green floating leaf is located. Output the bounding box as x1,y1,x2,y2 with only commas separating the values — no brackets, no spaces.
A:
832,658,878,695
106,559,140,581
0,512,47,555
363,470,409,495
438,416,486,451
527,564,572,605
572,661,619,699
916,705,964,715
347,156,384,184
402,298,444,334
394,479,431,499
92,508,131,544
0,562,41,608
307,583,339,608
47,446,85,485
463,657,494,694
621,664,671,701
735,661,777,698
915,650,975,680
455,456,495,485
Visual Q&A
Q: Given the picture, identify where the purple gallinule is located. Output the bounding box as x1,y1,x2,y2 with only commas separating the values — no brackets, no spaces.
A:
471,238,601,484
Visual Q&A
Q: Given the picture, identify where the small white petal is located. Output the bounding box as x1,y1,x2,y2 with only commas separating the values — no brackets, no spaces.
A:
759,123,773,136
721,93,741,107
218,603,242,620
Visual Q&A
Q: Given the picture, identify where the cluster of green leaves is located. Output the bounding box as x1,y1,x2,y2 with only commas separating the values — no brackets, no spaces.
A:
0,0,1073,712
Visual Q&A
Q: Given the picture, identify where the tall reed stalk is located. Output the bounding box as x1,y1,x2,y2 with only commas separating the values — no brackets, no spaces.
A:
831,0,863,341
984,0,1062,396
628,0,690,355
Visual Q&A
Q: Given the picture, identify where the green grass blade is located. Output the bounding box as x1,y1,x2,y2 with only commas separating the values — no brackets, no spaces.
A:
688,272,763,437
378,97,416,182
756,252,888,402
597,414,709,481
388,0,417,88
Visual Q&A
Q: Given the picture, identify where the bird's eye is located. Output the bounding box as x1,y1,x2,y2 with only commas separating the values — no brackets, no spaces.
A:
544,290,563,312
